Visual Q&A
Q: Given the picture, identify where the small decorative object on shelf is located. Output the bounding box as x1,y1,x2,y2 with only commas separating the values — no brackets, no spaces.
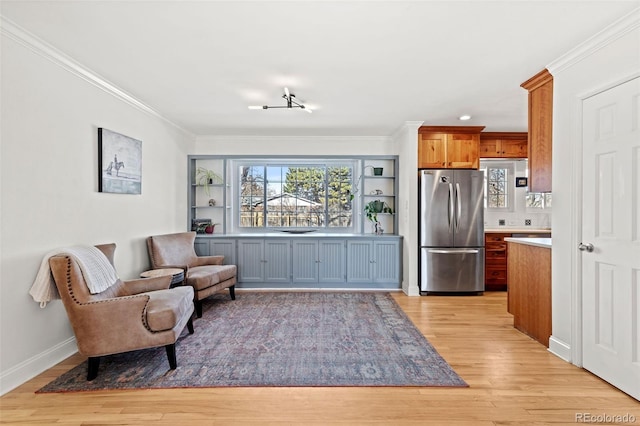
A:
204,224,216,234
208,198,216,206
365,199,393,234
196,167,223,195
192,218,212,234
375,223,384,235
373,167,383,176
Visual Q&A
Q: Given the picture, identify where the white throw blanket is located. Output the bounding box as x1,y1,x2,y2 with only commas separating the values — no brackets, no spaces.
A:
29,246,119,308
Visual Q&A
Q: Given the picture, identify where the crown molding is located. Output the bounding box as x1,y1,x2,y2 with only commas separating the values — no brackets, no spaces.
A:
547,7,640,75
197,135,392,144
0,16,194,138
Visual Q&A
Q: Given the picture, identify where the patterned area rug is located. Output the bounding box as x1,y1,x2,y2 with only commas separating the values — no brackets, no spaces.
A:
38,292,467,392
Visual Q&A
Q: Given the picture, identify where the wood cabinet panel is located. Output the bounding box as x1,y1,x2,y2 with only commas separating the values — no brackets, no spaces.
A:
480,132,528,158
484,233,511,290
447,133,480,168
521,69,553,192
418,132,447,168
507,242,551,347
418,126,484,169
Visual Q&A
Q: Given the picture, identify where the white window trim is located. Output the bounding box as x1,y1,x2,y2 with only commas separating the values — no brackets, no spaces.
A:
481,160,515,213
229,158,359,234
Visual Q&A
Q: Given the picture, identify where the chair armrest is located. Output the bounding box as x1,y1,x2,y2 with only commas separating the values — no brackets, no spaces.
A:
194,255,224,266
72,295,157,355
123,276,171,295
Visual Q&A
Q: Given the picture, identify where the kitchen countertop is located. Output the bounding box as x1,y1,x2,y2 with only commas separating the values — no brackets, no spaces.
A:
485,228,551,233
504,237,552,249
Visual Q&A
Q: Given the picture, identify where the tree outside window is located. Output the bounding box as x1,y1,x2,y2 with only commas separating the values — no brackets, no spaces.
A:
239,163,354,229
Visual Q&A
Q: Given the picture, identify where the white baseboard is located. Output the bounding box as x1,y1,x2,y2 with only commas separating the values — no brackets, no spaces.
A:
548,335,572,362
0,337,77,396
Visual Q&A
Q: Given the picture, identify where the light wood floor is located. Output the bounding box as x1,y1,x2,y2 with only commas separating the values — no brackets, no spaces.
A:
1,292,638,425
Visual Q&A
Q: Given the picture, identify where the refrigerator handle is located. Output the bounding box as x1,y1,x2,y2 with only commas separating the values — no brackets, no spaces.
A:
455,182,462,232
428,249,480,254
448,183,454,232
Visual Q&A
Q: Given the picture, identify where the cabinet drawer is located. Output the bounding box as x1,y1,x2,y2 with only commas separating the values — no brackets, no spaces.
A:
486,249,507,260
485,268,507,282
486,233,511,243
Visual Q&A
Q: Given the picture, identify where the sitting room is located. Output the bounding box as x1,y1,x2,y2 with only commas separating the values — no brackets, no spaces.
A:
1,1,639,423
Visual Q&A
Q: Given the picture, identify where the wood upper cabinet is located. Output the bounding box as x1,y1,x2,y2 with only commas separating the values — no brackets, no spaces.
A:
418,126,485,169
521,69,553,192
480,132,528,158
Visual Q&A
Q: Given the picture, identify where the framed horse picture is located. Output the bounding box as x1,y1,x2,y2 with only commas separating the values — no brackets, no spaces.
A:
98,128,142,194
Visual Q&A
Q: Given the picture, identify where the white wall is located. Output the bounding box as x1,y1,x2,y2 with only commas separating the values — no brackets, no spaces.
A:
392,122,422,296
0,25,195,394
547,8,640,362
195,135,394,156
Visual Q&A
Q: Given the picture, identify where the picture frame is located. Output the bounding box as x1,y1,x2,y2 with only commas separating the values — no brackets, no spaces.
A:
98,128,142,194
515,177,528,188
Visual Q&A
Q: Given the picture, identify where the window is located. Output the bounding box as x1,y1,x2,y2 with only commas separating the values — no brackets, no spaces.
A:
480,162,514,210
238,161,355,230
526,192,552,209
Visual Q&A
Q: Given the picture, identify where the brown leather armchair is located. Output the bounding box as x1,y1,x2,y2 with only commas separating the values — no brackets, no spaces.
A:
146,231,237,318
48,243,195,381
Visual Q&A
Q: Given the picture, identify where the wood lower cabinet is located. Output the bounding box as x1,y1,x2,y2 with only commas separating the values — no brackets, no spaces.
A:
485,233,510,291
480,132,528,158
418,126,485,169
521,69,553,192
507,241,551,347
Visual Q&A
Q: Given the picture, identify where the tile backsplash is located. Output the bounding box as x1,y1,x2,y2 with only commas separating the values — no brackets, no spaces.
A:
482,159,551,229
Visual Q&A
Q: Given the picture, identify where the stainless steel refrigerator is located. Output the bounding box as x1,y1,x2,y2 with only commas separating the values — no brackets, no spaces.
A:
419,169,485,294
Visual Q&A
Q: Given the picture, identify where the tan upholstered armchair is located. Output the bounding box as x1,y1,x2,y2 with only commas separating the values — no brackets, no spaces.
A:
48,243,195,381
146,232,237,318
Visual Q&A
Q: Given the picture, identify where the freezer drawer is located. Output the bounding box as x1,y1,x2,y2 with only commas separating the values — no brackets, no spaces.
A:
420,247,485,293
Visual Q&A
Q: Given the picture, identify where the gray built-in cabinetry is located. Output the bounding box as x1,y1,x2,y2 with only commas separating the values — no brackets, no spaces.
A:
188,155,402,289
194,236,402,289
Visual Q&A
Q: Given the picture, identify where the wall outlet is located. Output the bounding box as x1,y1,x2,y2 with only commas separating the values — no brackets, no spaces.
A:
525,219,532,226
499,219,506,226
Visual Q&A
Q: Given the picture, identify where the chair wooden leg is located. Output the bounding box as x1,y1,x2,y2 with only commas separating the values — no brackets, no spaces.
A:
165,344,177,370
187,316,194,334
194,300,203,318
229,285,236,300
87,357,100,381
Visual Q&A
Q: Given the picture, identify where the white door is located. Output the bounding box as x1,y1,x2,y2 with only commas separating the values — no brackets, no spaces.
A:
581,76,640,400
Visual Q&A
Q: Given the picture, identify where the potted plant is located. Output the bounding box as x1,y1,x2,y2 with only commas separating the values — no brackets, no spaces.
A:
204,223,219,234
195,167,223,195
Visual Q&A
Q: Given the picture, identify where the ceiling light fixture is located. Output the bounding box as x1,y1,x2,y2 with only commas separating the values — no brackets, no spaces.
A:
249,87,313,113
458,114,472,121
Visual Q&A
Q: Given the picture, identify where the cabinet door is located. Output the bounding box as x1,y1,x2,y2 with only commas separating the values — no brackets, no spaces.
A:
479,137,500,157
237,240,264,282
522,70,553,192
292,240,319,283
318,240,346,283
373,240,400,283
194,239,210,256
418,132,447,168
264,240,291,283
346,241,373,282
500,139,528,158
446,133,479,169
209,239,236,265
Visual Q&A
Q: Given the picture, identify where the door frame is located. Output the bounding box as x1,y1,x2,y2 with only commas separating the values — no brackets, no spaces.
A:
569,71,640,367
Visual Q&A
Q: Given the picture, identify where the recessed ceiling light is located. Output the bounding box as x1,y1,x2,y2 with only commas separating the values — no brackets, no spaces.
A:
458,115,472,121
